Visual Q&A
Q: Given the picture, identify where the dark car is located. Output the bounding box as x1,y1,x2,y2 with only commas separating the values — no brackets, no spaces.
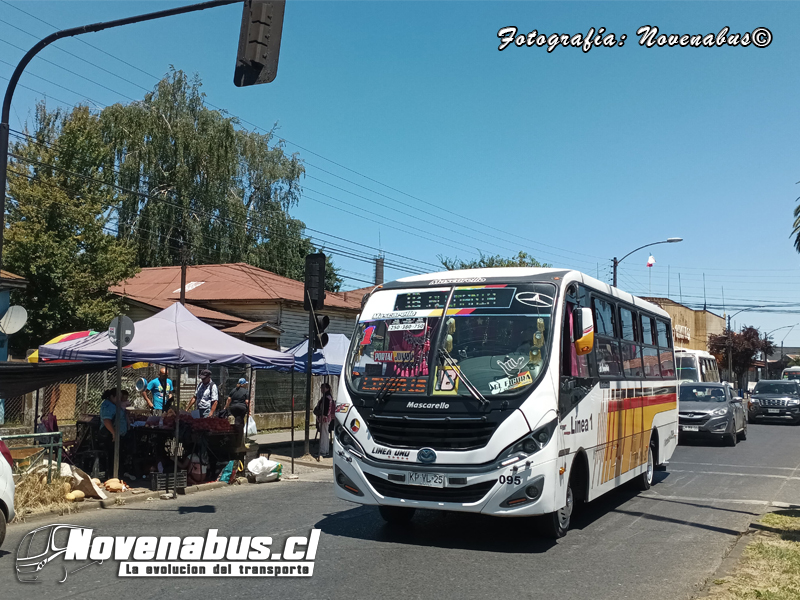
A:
748,380,800,424
678,383,747,446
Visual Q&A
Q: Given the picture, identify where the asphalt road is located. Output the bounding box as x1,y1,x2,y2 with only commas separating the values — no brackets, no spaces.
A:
2,422,799,600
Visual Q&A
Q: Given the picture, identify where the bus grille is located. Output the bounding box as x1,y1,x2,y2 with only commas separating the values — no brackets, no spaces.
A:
365,416,497,450
365,473,496,504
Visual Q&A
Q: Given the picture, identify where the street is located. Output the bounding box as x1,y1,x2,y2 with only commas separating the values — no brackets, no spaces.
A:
2,422,799,600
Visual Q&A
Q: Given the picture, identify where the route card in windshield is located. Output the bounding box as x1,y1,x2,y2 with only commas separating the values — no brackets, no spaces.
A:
450,287,515,310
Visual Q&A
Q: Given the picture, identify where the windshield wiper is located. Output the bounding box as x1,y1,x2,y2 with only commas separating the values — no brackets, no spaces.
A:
439,347,488,405
375,374,401,403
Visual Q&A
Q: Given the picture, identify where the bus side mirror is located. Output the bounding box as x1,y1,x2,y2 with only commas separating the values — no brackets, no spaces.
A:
573,307,595,356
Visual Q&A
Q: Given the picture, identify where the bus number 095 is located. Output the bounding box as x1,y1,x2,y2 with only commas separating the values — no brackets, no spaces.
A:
499,475,521,485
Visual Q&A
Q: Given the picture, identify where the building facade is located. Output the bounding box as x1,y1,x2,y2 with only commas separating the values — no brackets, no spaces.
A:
641,297,725,352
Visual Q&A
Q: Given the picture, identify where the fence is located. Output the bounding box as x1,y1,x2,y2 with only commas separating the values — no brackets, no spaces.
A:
0,363,340,430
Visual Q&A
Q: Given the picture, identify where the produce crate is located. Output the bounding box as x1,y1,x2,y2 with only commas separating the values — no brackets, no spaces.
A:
149,470,188,491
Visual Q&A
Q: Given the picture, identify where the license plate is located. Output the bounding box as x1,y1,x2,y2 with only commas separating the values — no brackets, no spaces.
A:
681,425,699,432
768,409,781,414
407,472,445,488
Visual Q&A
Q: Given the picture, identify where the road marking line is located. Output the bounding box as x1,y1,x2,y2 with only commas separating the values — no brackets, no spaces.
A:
668,469,800,481
672,461,799,472
640,493,770,505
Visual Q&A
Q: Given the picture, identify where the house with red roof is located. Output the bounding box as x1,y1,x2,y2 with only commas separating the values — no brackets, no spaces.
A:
110,263,374,350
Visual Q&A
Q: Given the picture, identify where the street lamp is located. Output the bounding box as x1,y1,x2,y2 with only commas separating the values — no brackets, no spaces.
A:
612,238,683,288
763,324,799,378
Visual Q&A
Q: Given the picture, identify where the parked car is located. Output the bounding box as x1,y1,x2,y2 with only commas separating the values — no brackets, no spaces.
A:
678,383,747,445
0,436,16,548
749,380,800,424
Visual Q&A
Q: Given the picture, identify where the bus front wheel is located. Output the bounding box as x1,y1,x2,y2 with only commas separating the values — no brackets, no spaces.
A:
378,505,416,524
539,482,573,539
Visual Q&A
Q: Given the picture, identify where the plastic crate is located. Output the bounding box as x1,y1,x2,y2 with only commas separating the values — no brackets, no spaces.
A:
150,470,188,491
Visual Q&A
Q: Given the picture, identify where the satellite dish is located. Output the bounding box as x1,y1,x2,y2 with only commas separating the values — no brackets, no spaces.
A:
135,377,148,392
0,305,28,335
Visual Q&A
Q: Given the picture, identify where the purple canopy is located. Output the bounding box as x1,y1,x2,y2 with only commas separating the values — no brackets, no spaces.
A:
38,303,294,368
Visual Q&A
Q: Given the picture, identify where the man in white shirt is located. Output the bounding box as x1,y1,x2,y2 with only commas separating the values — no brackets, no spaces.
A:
187,369,218,418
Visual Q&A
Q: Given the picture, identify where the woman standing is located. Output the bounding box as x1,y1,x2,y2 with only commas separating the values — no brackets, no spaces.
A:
317,383,334,458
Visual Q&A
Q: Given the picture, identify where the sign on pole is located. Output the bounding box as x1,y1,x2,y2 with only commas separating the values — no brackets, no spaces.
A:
109,315,134,480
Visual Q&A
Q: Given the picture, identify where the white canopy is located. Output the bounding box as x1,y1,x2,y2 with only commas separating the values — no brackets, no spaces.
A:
38,303,294,368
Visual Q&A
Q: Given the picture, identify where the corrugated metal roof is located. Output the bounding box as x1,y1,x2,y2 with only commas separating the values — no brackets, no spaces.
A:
222,321,281,335
0,270,25,280
124,295,246,324
110,263,363,311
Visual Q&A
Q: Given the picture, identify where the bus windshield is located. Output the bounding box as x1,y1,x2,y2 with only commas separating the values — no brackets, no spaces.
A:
348,283,557,398
676,356,699,382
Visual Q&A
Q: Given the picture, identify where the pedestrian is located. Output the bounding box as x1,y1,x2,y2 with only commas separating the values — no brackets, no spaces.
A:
187,369,218,418
98,388,133,477
141,367,173,415
224,377,250,438
316,382,334,458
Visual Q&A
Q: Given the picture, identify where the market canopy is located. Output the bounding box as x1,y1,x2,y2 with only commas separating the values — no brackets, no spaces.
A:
259,333,350,375
38,302,294,368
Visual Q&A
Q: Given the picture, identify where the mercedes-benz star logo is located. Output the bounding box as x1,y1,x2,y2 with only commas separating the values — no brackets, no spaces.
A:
417,448,437,463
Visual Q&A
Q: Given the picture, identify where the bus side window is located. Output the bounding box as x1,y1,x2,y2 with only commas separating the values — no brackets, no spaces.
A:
593,296,622,378
656,320,675,377
620,307,643,378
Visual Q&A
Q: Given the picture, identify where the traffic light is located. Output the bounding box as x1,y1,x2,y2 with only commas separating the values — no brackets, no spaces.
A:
312,314,330,350
233,0,286,87
304,253,326,311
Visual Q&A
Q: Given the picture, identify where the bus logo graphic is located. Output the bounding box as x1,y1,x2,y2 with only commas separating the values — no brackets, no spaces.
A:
417,448,437,463
16,524,102,584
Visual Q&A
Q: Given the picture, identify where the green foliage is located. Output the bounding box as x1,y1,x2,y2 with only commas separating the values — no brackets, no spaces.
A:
5,104,139,352
709,325,777,387
439,251,551,271
101,69,340,290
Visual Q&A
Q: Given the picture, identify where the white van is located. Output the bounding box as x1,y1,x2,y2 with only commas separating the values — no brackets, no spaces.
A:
675,348,721,383
782,366,800,382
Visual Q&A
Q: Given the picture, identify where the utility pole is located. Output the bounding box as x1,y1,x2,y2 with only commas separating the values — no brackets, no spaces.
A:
0,0,243,273
180,243,187,306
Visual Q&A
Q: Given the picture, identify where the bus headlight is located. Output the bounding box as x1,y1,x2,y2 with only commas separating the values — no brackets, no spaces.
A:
499,419,557,462
335,422,365,458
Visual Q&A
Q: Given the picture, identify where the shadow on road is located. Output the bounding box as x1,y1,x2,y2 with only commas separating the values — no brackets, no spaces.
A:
315,506,557,553
315,476,676,553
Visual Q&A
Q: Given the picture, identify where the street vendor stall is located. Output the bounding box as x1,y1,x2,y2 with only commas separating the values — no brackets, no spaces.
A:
38,303,294,492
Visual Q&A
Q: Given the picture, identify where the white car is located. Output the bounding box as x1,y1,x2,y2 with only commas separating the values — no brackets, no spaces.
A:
0,437,16,548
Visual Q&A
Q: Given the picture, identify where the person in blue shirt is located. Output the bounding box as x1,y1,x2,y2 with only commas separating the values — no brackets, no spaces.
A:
142,367,173,415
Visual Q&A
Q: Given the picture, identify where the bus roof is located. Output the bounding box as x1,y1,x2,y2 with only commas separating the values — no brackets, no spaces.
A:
384,268,670,319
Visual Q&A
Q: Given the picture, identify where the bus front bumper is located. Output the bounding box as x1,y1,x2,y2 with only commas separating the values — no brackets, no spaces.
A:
332,438,559,516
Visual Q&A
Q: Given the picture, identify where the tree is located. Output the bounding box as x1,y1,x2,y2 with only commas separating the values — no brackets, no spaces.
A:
708,325,776,388
101,69,340,289
5,104,139,352
794,201,800,253
439,251,551,270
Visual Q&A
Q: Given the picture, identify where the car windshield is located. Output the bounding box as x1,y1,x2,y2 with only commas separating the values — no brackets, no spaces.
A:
754,382,799,395
676,356,699,382
348,283,557,398
680,385,727,402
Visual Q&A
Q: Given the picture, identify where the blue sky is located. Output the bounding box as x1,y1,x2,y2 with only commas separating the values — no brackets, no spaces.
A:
2,1,800,345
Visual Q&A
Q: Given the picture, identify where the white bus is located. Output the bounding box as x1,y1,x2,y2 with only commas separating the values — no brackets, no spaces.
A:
333,269,679,537
675,349,721,383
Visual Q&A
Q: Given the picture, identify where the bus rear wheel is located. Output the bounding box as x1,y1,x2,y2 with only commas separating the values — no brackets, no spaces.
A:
378,505,416,524
539,482,573,539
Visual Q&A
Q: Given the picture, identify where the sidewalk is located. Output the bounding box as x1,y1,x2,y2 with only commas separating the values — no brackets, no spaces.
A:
251,428,333,470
